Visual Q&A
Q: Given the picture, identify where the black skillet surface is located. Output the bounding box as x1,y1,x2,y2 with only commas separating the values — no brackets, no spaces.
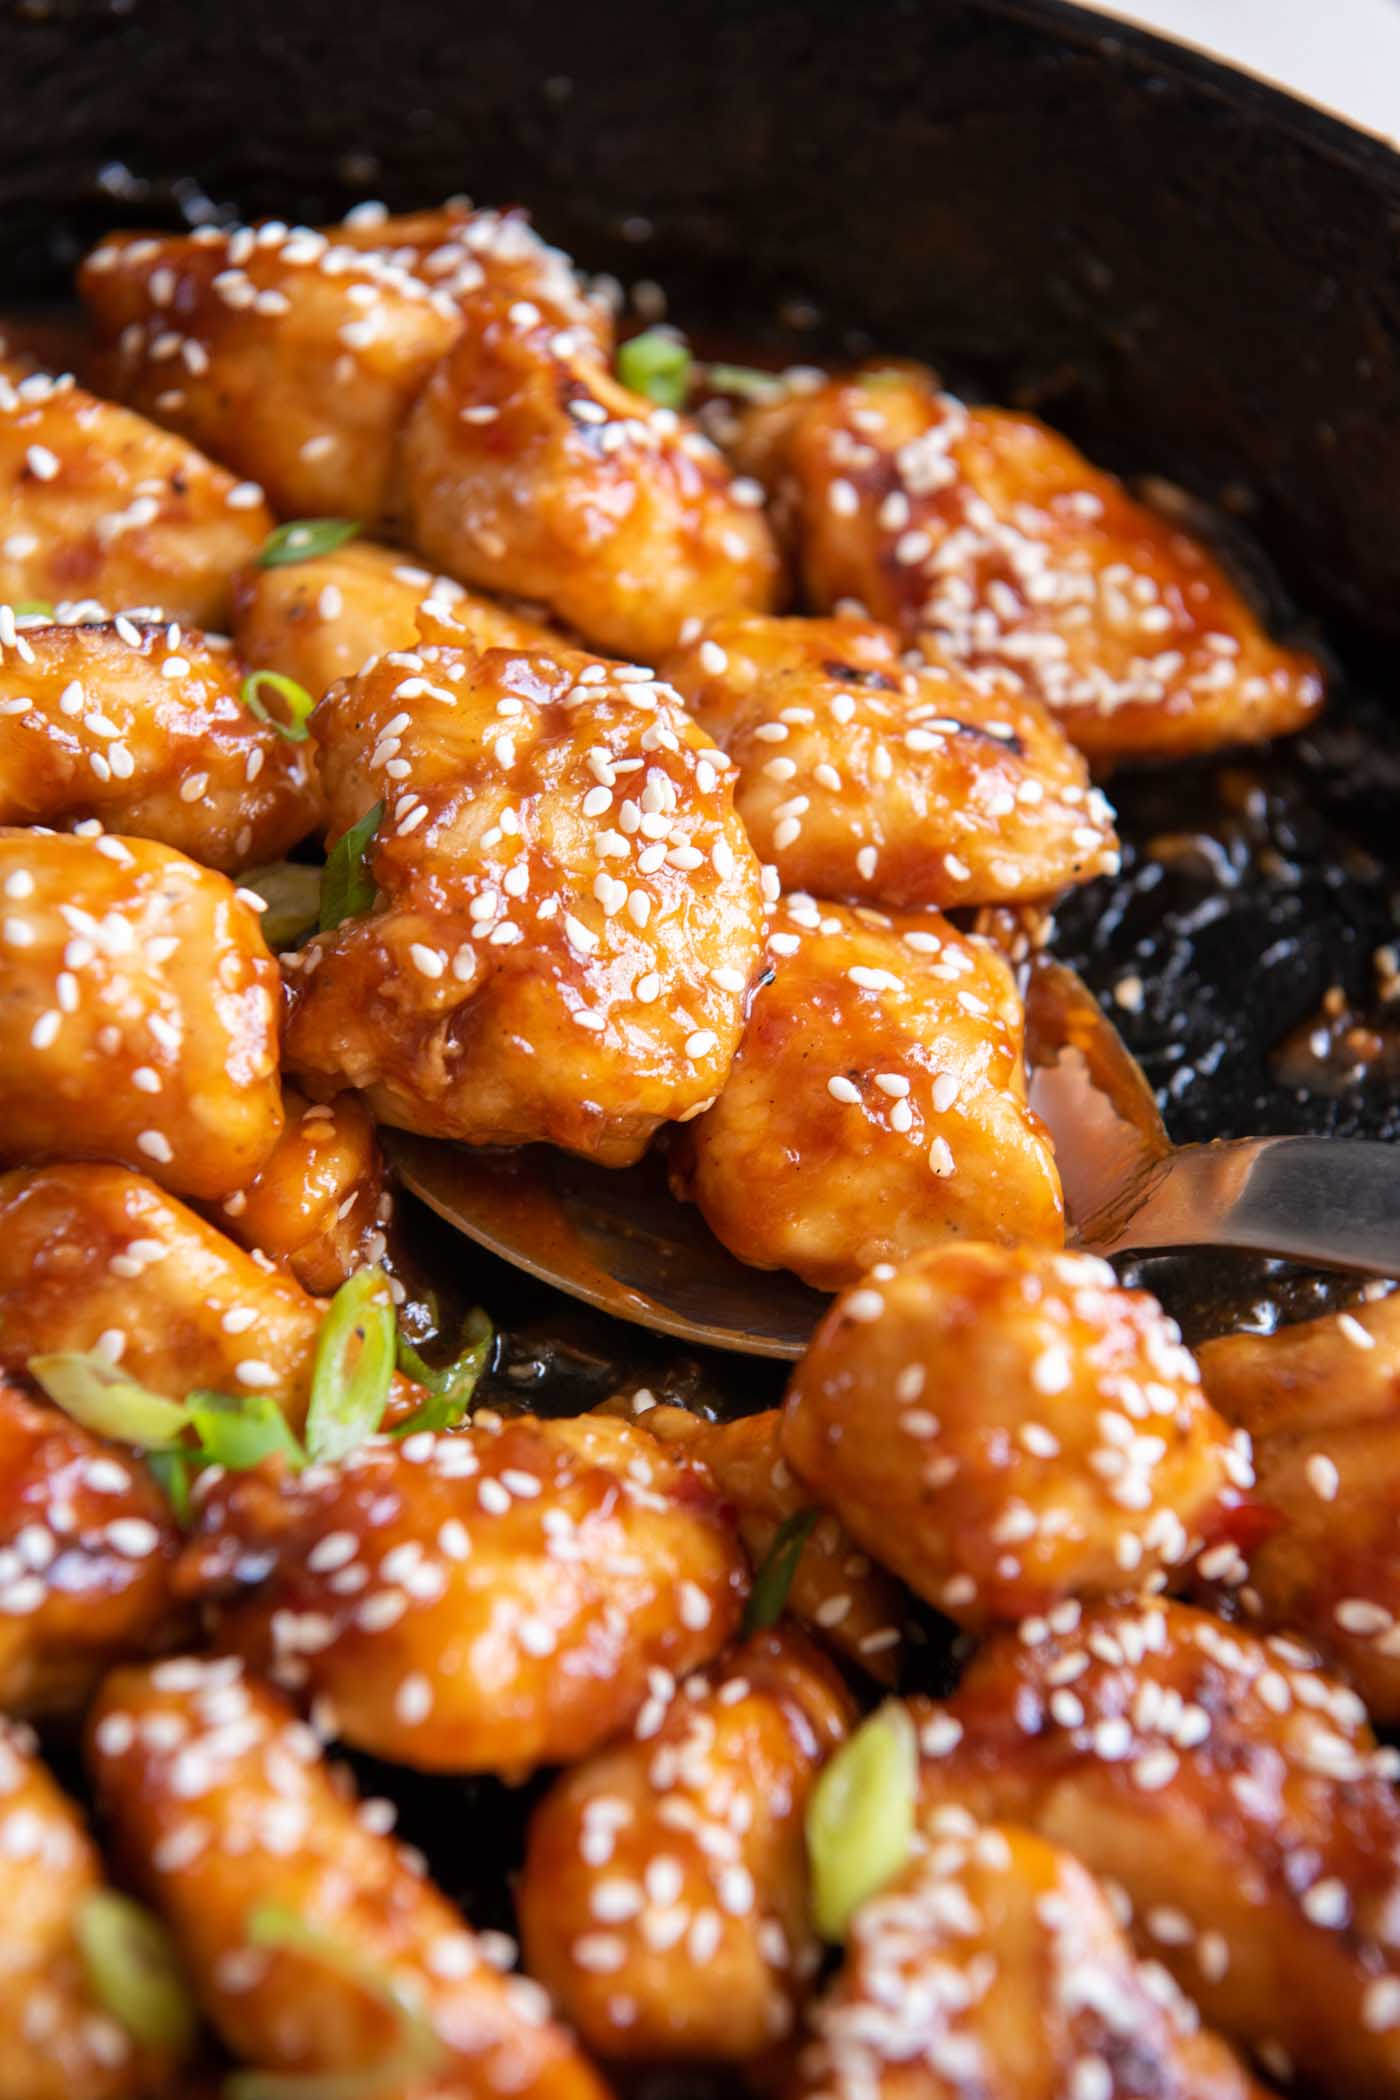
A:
4,0,1400,2083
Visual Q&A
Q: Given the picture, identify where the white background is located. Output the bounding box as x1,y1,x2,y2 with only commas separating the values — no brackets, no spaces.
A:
1073,0,1400,146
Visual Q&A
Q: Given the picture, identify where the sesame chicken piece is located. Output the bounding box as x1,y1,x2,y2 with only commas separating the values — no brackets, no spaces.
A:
175,1412,748,1776
0,1163,419,1436
639,1404,906,1682
796,1819,1266,2100
519,1628,853,2060
732,366,1324,764
0,362,274,628
912,1598,1400,2099
0,619,319,871
0,1378,182,1717
1196,1293,1400,1723
398,289,781,661
669,894,1063,1290
0,1717,183,2099
0,831,283,1200
782,1246,1250,1627
87,1659,610,2100
327,200,616,354
232,536,557,701
283,641,766,1164
661,614,1118,908
79,222,461,523
209,1088,391,1297
0,1163,318,1419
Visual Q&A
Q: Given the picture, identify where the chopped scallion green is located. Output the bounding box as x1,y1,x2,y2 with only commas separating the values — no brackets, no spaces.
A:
240,861,323,951
617,328,692,409
806,1699,918,1939
187,1390,305,1473
76,1889,198,2056
28,1353,190,1448
703,361,784,402
256,518,360,568
393,1308,492,1435
241,669,315,744
318,801,383,933
304,1267,396,1463
741,1507,819,1636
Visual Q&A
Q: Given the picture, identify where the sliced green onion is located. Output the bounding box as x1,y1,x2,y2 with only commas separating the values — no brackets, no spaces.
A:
806,1699,918,1940
11,598,55,618
187,1390,305,1473
393,1308,492,1435
224,1905,443,2100
742,1507,819,1636
703,361,784,403
318,800,383,934
305,1267,396,1464
146,1448,199,1527
241,861,324,951
28,1353,190,1448
241,669,315,745
617,328,692,409
256,519,360,569
76,1889,198,2056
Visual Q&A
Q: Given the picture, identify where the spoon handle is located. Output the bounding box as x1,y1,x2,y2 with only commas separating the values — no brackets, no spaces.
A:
1078,1134,1400,1277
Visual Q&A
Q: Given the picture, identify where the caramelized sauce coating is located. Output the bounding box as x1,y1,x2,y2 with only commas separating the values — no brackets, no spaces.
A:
671,894,1063,1289
284,642,765,1163
520,1629,852,2060
0,831,283,1200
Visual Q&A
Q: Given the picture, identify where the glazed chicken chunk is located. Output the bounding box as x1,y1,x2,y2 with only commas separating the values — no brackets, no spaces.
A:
734,366,1324,763
232,535,556,701
520,1629,853,2060
0,1163,415,1435
212,1087,391,1296
0,1378,181,1717
662,613,1118,907
0,1717,185,2099
797,1819,1265,2100
327,200,617,350
1197,1291,1400,1722
79,220,460,523
913,1597,1400,2099
0,362,274,627
639,1403,907,1682
782,1245,1251,1626
670,894,1063,1289
283,641,766,1163
399,289,780,660
0,831,283,1200
0,617,319,870
87,1659,609,2100
177,1412,747,1774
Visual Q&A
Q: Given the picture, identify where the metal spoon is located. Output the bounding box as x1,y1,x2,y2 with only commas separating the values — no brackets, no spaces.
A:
387,957,1400,1361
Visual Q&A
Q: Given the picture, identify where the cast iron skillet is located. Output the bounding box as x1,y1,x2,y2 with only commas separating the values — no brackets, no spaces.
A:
4,0,1400,2073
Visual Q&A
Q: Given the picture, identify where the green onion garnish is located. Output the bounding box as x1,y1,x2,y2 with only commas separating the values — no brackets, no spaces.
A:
241,669,316,744
28,1353,191,1448
224,1906,443,2100
187,1390,306,1473
240,862,323,951
393,1308,492,1435
741,1507,819,1636
318,800,383,934
256,519,360,569
806,1700,918,1940
305,1267,396,1464
146,1448,198,1527
11,598,55,618
617,328,692,409
76,1890,198,2056
27,1352,306,1510
704,362,784,403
